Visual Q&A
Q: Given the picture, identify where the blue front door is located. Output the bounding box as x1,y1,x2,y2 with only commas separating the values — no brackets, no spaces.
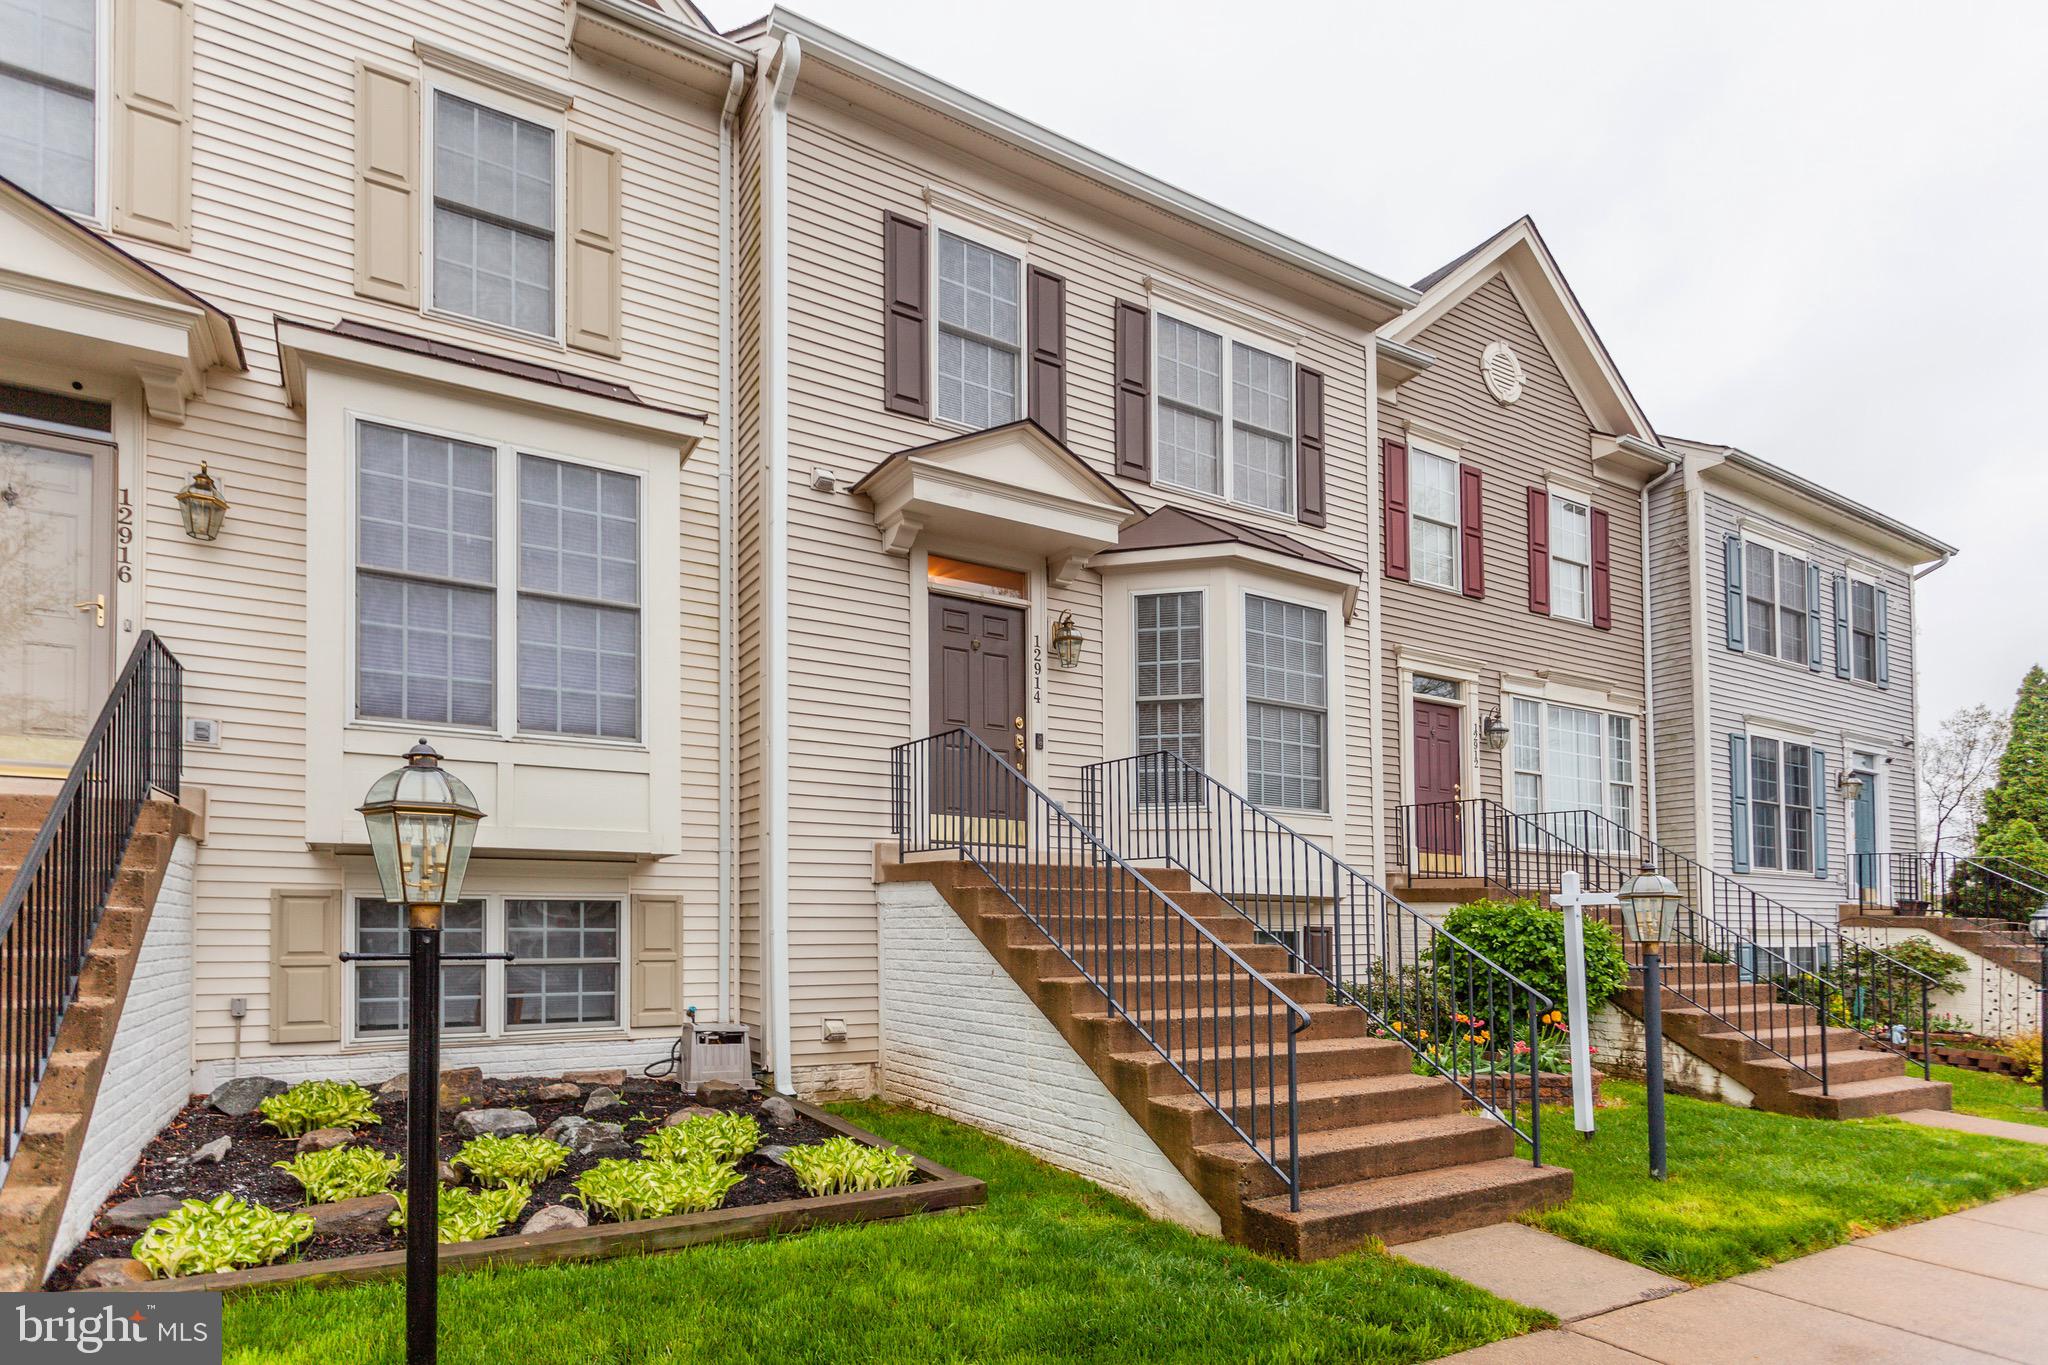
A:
1851,753,1878,900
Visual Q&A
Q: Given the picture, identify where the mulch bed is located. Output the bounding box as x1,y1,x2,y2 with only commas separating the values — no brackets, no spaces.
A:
46,1076,845,1290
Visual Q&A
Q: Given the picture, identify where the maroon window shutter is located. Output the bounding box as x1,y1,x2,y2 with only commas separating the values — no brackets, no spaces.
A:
1113,300,1151,480
1591,506,1613,629
882,212,928,418
1294,365,1326,528
1381,438,1410,581
1459,464,1485,599
1026,266,1067,440
1526,485,1551,615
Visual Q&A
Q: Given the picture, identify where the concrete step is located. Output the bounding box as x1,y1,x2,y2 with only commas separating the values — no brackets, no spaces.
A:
1009,939,1295,980
1041,970,1324,1015
1739,1048,1907,1088
1242,1158,1574,1258
1787,1074,1955,1120
1107,1035,1414,1095
1073,999,1367,1053
1148,1072,1465,1148
980,907,1262,949
1195,1111,1517,1201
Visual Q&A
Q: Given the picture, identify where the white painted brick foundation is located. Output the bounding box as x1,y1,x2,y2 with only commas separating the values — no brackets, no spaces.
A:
1589,1005,1756,1107
50,835,199,1272
190,1035,686,1095
876,881,1220,1235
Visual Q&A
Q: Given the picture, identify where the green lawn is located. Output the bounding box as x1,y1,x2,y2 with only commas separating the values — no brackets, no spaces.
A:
1515,1080,2048,1283
1935,1062,2048,1128
223,1102,1544,1365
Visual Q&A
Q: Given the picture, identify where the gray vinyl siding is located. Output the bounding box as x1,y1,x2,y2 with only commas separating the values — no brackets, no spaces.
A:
1646,475,1697,857
1698,489,1919,918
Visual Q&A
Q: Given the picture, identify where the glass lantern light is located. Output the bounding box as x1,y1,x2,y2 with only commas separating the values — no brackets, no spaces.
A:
1479,707,1512,752
357,739,483,930
1619,858,1682,945
2030,900,2048,947
176,463,229,541
1050,611,1084,669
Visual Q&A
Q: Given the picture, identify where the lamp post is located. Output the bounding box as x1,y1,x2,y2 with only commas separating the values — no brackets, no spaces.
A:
354,741,483,1365
1619,857,1682,1179
2031,901,2048,1112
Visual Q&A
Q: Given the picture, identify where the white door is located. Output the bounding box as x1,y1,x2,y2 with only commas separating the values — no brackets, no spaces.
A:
0,428,111,770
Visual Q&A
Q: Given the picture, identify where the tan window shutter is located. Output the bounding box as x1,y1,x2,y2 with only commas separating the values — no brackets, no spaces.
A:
270,889,343,1044
110,0,194,248
354,62,420,305
628,894,684,1029
566,135,623,357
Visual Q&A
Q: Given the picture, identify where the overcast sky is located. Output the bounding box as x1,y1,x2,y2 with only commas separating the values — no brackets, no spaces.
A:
706,1,2048,727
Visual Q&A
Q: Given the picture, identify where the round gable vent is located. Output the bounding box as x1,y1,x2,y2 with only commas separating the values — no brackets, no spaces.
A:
1480,341,1525,406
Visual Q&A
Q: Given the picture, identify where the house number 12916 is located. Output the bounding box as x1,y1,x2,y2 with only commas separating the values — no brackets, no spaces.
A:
115,486,134,582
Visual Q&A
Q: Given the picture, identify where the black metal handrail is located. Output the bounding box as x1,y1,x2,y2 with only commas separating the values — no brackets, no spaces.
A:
1,632,182,1159
1857,851,2048,922
891,730,1310,1207
1081,752,1548,1160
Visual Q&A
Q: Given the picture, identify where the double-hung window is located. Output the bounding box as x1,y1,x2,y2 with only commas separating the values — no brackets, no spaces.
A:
0,0,97,215
432,91,557,337
1744,540,1808,664
1749,736,1815,873
1549,495,1592,622
1850,580,1879,682
517,455,641,739
934,231,1022,429
1410,446,1460,590
1509,698,1636,842
1134,591,1204,800
1154,314,1294,516
1244,595,1326,810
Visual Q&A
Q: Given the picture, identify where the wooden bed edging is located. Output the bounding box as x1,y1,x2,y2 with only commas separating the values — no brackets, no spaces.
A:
126,1099,985,1297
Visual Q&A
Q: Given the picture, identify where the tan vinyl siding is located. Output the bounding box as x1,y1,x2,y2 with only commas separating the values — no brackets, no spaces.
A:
733,84,766,1051
1647,475,1697,855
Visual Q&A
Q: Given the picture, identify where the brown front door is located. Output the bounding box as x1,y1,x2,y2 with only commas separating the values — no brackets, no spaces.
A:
1412,699,1463,868
928,595,1027,819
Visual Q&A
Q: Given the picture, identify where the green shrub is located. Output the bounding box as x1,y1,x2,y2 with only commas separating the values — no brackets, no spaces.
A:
784,1137,917,1197
257,1080,382,1137
637,1112,760,1165
1435,897,1628,1023
272,1145,400,1204
2008,1031,2043,1086
131,1194,314,1279
570,1155,742,1222
388,1183,530,1244
453,1134,569,1188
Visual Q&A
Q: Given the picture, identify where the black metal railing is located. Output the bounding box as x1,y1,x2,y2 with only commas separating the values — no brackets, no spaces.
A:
1082,753,1548,1159
1,632,182,1160
1855,851,2048,922
1397,799,1941,1089
891,730,1310,1207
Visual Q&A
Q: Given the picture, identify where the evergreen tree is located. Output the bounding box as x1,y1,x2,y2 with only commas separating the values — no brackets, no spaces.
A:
1949,817,2048,918
1979,665,2048,836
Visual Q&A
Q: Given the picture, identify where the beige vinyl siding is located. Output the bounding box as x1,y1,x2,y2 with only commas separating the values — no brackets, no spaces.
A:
732,83,767,1052
771,101,1379,1082
1698,489,1920,918
1376,273,1650,865
104,0,729,1067
1647,474,1697,856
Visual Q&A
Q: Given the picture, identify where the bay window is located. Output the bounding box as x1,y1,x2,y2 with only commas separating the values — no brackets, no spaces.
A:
1155,313,1294,516
1510,698,1636,841
1549,495,1592,622
0,0,98,215
934,230,1022,430
1244,595,1326,810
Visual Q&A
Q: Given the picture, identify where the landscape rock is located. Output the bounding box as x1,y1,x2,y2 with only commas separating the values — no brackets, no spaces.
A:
534,1082,581,1102
296,1127,356,1153
379,1074,407,1099
694,1078,747,1105
439,1161,462,1185
756,1144,793,1168
760,1095,798,1128
540,1115,587,1145
520,1205,589,1235
102,1195,183,1233
582,1086,624,1115
454,1107,536,1138
190,1136,232,1165
305,1194,399,1237
73,1258,153,1290
207,1076,286,1116
561,1122,630,1157
662,1106,719,1127
562,1069,625,1089
439,1067,486,1110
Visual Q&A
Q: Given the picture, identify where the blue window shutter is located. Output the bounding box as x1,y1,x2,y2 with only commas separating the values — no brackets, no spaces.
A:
1723,533,1744,652
1875,587,1891,687
1811,748,1828,878
1729,733,1751,874
1806,562,1823,671
1832,572,1851,679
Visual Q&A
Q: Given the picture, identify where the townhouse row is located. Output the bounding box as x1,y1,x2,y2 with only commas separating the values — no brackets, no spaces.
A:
0,0,1951,1100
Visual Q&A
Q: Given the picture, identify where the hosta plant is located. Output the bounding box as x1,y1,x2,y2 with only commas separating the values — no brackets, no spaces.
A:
570,1154,742,1222
784,1137,917,1197
388,1183,530,1244
131,1194,314,1279
454,1133,569,1188
257,1079,382,1137
273,1145,400,1204
637,1112,760,1165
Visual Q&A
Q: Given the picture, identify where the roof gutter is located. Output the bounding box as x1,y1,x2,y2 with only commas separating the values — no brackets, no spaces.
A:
577,0,757,69
765,7,1417,313
1719,448,1957,562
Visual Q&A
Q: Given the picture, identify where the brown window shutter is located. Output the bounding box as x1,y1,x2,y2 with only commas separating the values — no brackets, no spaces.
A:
110,0,194,249
1114,300,1152,480
882,212,929,418
1591,506,1613,629
353,61,420,305
1381,438,1410,581
1459,464,1485,599
629,895,685,1029
270,888,342,1044
1295,365,1326,528
1026,266,1067,440
1526,485,1551,615
566,134,624,357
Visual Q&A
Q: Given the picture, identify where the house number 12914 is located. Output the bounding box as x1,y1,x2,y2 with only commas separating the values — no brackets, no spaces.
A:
1032,635,1043,705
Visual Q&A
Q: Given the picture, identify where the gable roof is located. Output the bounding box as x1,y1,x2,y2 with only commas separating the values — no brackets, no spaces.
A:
849,418,1142,513
1100,503,1360,575
1668,436,1957,564
1384,216,1662,451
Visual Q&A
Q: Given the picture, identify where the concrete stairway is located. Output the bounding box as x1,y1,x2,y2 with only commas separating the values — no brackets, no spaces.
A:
883,857,1570,1259
1841,912,2044,988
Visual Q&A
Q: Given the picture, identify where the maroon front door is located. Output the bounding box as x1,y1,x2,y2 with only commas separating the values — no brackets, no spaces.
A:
929,595,1027,819
1412,700,1463,868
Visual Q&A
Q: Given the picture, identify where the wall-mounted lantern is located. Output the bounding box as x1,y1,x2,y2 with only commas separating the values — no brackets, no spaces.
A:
176,463,228,541
1835,770,1866,804
1049,611,1083,669
1478,707,1511,752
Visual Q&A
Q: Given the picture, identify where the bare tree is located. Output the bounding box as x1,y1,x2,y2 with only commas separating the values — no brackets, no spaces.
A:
1921,704,2009,857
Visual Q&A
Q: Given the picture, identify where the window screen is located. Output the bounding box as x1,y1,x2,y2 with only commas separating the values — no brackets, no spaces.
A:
1135,592,1203,799
1155,316,1224,495
1230,342,1293,514
1244,595,1326,810
0,0,96,213
504,899,619,1028
934,232,1021,429
1751,737,1782,870
353,899,485,1034
517,454,640,739
432,92,555,336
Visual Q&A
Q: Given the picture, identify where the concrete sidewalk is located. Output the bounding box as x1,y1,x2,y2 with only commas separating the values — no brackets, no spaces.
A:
1438,1187,2048,1364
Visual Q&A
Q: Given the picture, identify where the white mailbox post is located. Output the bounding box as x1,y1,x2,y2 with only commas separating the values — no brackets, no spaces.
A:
1550,871,1619,1137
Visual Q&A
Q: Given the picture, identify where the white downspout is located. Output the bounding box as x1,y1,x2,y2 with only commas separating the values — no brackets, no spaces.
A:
761,35,801,1094
1640,461,1682,834
716,60,746,1027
